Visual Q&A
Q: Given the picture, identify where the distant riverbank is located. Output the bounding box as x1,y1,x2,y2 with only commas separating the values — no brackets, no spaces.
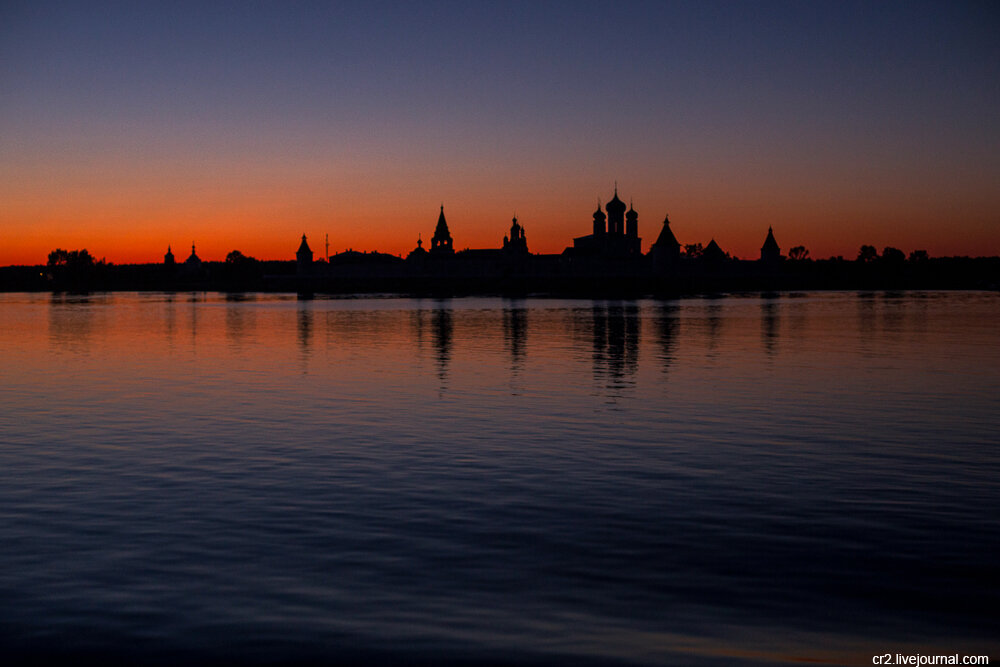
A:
2,255,998,296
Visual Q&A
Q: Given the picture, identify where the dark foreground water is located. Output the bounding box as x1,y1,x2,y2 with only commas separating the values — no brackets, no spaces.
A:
1,291,998,666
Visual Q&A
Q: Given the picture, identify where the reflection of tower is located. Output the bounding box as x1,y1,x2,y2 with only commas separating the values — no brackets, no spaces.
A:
164,293,177,347
761,298,779,356
411,304,426,348
591,303,607,369
608,303,640,380
503,304,527,369
298,305,313,370
188,292,201,349
432,303,452,383
705,301,722,355
430,206,454,255
656,303,679,373
591,302,640,389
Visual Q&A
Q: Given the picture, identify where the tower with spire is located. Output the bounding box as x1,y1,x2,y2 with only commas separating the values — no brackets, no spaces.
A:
503,216,528,255
650,213,681,268
430,205,454,255
296,234,313,276
760,227,781,263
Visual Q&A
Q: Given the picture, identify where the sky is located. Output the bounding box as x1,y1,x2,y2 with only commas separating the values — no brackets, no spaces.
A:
1,0,998,264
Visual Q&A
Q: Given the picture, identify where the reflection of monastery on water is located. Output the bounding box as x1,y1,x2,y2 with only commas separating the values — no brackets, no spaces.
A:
169,187,786,294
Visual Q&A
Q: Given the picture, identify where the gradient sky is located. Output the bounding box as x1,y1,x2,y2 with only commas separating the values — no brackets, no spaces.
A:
2,0,998,264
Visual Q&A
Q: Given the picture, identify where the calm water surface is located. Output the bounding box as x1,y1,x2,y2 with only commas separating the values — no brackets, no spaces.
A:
1,292,998,665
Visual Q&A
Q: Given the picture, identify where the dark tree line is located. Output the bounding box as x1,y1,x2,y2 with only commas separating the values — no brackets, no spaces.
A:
46,248,107,290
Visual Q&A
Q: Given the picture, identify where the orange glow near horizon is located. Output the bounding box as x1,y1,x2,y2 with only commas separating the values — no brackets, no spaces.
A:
3,187,998,266
4,127,998,265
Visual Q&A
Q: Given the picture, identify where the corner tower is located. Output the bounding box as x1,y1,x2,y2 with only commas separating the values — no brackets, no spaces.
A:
650,214,680,268
296,234,313,276
760,227,781,263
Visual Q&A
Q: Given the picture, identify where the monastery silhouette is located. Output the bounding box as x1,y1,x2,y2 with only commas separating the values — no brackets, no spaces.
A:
14,188,992,293
165,187,785,294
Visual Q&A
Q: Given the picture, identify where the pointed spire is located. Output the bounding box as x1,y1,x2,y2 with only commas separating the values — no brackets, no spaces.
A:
297,233,313,259
185,242,200,265
761,225,780,259
653,213,679,249
431,204,454,253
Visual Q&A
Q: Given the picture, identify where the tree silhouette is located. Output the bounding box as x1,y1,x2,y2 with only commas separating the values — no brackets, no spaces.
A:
908,249,929,263
226,250,251,264
223,249,260,286
881,246,905,264
684,243,704,259
857,245,879,263
48,248,94,268
46,248,100,289
788,245,810,261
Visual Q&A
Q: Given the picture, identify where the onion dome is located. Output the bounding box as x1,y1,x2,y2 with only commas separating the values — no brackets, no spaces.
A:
606,187,627,215
593,202,607,221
